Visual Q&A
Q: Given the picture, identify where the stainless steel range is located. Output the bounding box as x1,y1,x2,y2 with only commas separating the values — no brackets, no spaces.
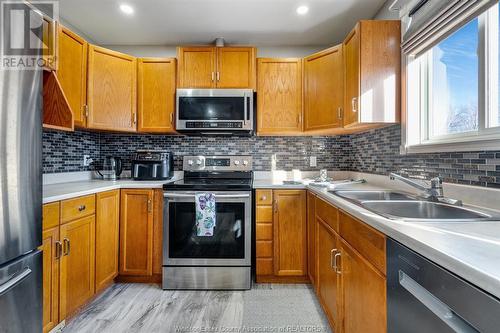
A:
162,155,253,290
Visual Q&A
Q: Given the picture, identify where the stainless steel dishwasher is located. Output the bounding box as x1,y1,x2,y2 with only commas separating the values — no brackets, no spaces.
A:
387,239,500,333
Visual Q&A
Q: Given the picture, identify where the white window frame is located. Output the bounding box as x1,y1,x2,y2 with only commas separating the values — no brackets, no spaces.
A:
403,4,500,154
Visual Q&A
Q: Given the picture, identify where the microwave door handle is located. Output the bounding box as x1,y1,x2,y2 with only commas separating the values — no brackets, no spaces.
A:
244,95,248,126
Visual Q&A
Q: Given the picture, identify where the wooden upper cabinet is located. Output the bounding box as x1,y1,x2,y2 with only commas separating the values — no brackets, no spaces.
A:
120,189,154,276
87,46,137,132
59,215,96,319
95,190,120,292
304,45,344,133
42,16,57,71
340,239,386,333
217,47,256,89
177,46,256,89
273,190,307,277
137,58,177,133
177,47,216,88
57,26,88,128
257,58,303,135
343,20,401,128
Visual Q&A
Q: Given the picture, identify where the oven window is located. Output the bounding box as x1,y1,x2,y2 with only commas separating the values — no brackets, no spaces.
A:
168,202,245,259
178,97,245,120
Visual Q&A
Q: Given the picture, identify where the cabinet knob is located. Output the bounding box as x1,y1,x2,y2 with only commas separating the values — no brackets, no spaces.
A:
78,205,86,212
261,195,266,201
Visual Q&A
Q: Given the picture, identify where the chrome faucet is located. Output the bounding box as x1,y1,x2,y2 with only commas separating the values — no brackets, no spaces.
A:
389,173,462,206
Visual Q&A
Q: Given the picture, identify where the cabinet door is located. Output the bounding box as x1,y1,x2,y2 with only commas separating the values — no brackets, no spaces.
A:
257,58,302,135
57,25,88,127
341,239,386,333
95,190,120,292
304,45,344,132
120,189,154,276
87,46,137,132
40,227,60,333
307,191,317,286
317,218,341,331
59,215,96,319
273,190,307,276
177,47,216,88
343,24,360,127
217,47,256,89
137,58,177,133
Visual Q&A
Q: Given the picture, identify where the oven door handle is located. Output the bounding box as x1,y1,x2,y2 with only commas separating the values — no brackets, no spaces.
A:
163,193,250,199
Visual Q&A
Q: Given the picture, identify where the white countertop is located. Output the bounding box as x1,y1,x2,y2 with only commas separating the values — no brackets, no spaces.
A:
254,176,500,300
43,176,181,203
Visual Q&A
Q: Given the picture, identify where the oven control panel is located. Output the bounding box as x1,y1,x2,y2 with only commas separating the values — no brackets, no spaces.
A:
183,155,253,171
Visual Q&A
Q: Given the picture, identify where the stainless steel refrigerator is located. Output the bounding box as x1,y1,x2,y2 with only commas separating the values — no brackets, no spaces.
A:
0,2,43,332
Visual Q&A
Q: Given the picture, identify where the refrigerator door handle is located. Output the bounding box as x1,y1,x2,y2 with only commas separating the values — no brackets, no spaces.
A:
0,268,32,297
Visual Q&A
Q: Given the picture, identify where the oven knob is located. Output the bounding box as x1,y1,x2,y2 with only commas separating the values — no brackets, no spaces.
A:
188,160,194,165
234,160,240,165
243,160,249,166
196,160,202,165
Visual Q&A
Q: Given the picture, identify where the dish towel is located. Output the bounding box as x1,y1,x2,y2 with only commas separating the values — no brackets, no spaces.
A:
195,193,216,236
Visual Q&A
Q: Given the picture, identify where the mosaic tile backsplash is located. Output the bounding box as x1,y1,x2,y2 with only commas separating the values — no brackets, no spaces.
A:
43,125,500,188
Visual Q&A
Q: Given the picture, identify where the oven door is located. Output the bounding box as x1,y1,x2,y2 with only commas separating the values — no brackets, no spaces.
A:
163,191,251,266
176,89,253,131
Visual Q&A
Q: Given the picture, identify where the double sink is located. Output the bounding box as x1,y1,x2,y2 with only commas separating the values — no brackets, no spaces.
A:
332,190,497,222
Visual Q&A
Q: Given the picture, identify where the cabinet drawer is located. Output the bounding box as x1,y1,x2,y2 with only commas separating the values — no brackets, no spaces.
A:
315,197,338,232
256,190,273,205
256,258,273,276
256,206,273,222
61,195,96,223
256,241,273,257
256,223,273,240
43,202,60,230
339,210,386,274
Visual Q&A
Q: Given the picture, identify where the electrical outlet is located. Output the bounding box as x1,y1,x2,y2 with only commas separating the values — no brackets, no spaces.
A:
310,156,317,167
83,155,93,166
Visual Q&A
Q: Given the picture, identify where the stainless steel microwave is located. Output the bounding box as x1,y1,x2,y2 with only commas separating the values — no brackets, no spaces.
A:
176,89,254,134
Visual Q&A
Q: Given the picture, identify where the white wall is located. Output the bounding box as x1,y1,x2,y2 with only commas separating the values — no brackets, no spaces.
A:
373,0,400,20
101,45,329,58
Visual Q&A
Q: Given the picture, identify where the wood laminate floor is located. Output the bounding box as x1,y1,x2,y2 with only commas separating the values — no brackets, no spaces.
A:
62,283,331,333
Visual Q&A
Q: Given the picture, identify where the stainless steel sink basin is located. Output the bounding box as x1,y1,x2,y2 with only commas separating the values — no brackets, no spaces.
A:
332,190,416,202
360,201,493,221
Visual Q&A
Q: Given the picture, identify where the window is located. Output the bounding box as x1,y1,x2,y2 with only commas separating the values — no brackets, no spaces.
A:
405,4,500,152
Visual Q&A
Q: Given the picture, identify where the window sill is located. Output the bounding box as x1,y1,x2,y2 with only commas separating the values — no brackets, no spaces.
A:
404,137,500,154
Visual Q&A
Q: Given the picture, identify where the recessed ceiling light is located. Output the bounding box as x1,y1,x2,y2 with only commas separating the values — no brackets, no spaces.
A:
296,5,309,15
119,4,134,15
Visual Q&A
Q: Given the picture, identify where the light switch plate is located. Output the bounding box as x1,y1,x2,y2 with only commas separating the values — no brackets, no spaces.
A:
83,155,92,166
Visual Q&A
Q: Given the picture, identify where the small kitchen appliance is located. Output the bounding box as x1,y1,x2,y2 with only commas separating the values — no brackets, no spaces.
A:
132,150,174,181
97,156,123,180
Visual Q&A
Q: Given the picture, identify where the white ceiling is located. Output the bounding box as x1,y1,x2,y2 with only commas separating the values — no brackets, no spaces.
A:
59,0,386,46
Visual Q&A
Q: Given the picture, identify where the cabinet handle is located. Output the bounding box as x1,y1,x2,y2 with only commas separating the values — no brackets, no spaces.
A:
170,113,174,125
78,205,86,212
211,72,215,82
338,107,343,120
351,97,358,113
83,104,89,118
147,199,152,213
63,238,70,256
132,112,137,125
330,248,338,269
273,200,278,213
216,72,220,81
334,252,342,274
55,241,62,260
297,114,302,125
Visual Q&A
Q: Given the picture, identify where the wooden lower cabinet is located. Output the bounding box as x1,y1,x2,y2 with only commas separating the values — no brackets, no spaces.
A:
95,190,120,291
340,239,386,333
119,189,154,277
307,191,317,286
273,190,307,276
40,227,60,333
59,215,96,319
317,218,341,331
